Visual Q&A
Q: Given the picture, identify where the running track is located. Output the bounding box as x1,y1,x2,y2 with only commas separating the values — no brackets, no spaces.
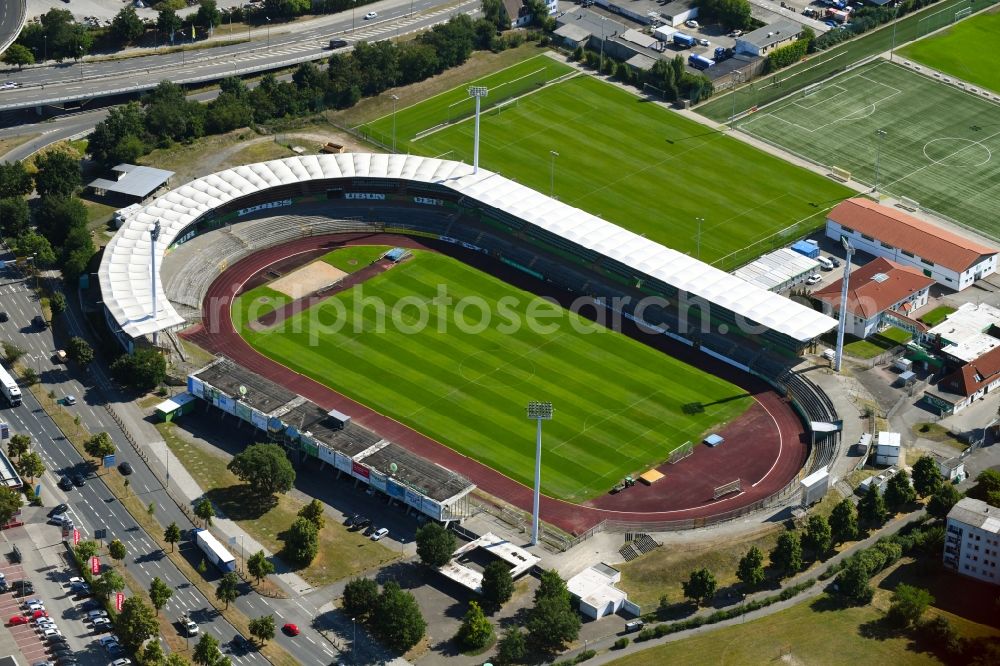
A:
182,234,808,534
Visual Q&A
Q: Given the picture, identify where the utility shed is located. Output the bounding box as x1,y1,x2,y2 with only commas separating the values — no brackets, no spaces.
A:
155,392,196,422
567,563,629,619
88,164,174,205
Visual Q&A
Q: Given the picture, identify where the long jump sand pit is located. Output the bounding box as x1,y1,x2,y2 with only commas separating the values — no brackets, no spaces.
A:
269,261,347,299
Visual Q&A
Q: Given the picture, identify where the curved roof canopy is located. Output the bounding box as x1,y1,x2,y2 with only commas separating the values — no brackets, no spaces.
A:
98,153,837,342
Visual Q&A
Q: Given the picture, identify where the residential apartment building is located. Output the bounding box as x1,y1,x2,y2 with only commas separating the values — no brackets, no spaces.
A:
944,497,1000,585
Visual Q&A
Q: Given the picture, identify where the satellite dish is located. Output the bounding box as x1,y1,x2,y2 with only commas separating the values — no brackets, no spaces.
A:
239,385,247,397
389,462,398,474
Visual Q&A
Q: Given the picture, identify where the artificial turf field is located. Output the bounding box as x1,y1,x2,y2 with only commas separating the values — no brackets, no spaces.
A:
234,248,753,502
361,56,851,269
738,60,1000,239
899,9,1000,95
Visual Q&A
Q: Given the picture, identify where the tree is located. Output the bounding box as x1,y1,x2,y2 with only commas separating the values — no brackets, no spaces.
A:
415,522,457,567
111,6,145,45
66,337,94,367
697,0,753,30
838,557,873,605
0,161,33,198
110,347,167,391
342,577,379,621
770,531,803,578
682,567,717,606
858,484,888,526
195,0,223,31
84,432,116,459
455,600,493,651
109,539,127,566
87,102,147,167
116,597,159,652
482,0,510,31
193,633,221,666
297,498,325,530
0,198,30,237
282,517,318,565
885,469,916,511
197,559,208,575
911,455,943,498
495,628,527,665
830,498,859,543
227,443,296,501
157,8,183,41
803,515,832,558
248,614,275,645
800,25,817,53
94,570,126,599
928,483,962,519
0,486,23,526
525,585,580,653
481,560,515,612
75,540,99,562
888,584,934,628
149,577,173,615
736,545,765,590
969,469,1000,505
49,291,67,315
194,498,215,526
164,522,182,551
15,452,45,483
33,194,88,247
372,581,426,652
216,571,240,609
166,654,190,666
142,639,165,665
13,232,56,268
247,550,274,584
7,434,30,461
1,44,34,70
33,151,80,198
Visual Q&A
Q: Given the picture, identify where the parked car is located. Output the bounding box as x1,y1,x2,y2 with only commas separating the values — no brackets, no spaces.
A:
109,659,133,666
829,256,841,267
32,315,47,329
728,29,743,37
806,274,822,285
87,610,109,620
696,38,710,46
371,527,389,541
67,577,84,585
13,580,34,594
344,513,361,527
352,517,371,531
98,636,118,648
8,615,28,625
685,19,699,28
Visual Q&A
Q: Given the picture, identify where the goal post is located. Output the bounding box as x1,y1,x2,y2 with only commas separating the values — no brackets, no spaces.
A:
668,441,694,464
713,479,742,499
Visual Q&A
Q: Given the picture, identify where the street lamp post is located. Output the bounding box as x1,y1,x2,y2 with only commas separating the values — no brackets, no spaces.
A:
43,34,47,62
265,16,271,50
873,128,887,196
600,17,607,72
352,0,357,32
352,617,357,663
695,217,704,260
526,401,553,547
391,94,399,153
468,86,488,174
834,238,855,373
150,220,161,346
549,150,559,197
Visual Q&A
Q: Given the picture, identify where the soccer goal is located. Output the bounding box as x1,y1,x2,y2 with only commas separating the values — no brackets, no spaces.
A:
445,67,549,124
713,479,742,499
668,441,694,465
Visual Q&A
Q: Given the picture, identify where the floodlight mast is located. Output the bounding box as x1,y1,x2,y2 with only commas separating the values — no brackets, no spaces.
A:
150,219,161,346
834,237,855,373
526,401,553,547
468,86,488,174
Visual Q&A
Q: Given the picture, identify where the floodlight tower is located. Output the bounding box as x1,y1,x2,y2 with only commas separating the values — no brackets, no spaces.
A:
526,401,553,547
834,236,855,373
468,86,488,174
150,219,161,346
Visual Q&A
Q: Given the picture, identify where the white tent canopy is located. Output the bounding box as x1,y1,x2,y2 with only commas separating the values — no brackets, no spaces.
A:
98,153,836,342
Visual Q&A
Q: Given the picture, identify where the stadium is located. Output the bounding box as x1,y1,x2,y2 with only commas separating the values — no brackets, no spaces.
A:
98,153,841,536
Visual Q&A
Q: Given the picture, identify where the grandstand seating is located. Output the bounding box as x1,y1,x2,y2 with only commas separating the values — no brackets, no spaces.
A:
632,533,660,554
618,543,640,562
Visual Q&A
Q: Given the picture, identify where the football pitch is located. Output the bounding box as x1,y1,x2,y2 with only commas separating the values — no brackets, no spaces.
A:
235,249,754,502
899,9,1000,95
738,60,1000,239
360,55,851,268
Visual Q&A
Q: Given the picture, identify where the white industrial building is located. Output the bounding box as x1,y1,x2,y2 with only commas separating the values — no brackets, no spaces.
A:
437,532,539,594
733,247,820,292
858,467,898,495
800,466,829,506
734,20,802,56
826,198,998,292
873,431,901,466
945,497,1000,585
923,302,1000,365
567,563,635,619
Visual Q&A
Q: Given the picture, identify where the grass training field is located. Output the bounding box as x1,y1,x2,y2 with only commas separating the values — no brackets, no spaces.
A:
698,0,1000,123
235,248,753,502
738,60,1000,238
899,9,1000,94
362,60,850,268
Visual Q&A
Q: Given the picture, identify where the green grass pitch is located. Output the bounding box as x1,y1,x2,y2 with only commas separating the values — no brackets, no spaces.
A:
899,9,1000,95
234,249,754,502
362,60,851,269
737,60,1000,239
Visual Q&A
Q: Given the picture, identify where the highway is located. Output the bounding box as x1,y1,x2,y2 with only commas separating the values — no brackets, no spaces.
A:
0,256,348,665
0,0,478,113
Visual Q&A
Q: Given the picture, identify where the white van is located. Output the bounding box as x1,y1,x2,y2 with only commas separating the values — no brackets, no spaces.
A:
816,256,834,271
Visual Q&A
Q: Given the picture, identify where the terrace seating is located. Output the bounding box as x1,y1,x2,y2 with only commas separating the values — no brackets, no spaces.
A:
633,533,660,554
164,231,248,309
618,543,640,562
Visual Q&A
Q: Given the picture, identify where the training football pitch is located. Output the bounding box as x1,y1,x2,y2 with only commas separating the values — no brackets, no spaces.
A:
235,249,753,502
360,55,851,268
738,60,1000,239
899,9,1000,95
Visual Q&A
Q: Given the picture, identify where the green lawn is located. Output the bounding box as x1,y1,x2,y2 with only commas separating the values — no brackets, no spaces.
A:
918,305,956,327
899,9,1000,94
843,327,911,359
698,0,1000,123
321,245,390,273
236,251,753,502
369,70,850,268
738,60,1000,237
232,284,288,330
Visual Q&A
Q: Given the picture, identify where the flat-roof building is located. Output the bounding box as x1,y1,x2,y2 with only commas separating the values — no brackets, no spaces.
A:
437,532,540,594
567,563,632,619
734,20,802,56
923,302,1000,365
733,247,820,292
88,164,174,205
945,497,1000,585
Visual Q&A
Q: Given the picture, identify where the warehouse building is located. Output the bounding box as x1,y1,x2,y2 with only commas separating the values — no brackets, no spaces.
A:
826,199,998,292
734,20,802,56
732,247,819,292
945,497,1000,585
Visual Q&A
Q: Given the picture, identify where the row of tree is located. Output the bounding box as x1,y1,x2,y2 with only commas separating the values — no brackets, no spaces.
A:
573,48,714,104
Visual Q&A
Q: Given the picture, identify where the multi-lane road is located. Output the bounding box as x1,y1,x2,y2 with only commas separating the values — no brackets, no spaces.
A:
0,255,348,665
0,0,478,113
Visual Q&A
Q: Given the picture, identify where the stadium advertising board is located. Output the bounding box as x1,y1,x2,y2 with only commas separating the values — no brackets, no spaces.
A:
267,417,284,433
187,376,203,398
369,470,387,492
345,193,386,200
235,401,251,422
300,435,318,458
386,479,406,500
317,444,337,465
404,488,422,509
217,394,236,415
414,196,444,206
351,461,370,481
421,497,442,520
334,452,353,474
237,199,292,217
251,410,268,431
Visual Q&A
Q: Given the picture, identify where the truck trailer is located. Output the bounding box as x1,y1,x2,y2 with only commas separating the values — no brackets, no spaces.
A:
194,528,236,573
688,53,715,70
673,33,697,48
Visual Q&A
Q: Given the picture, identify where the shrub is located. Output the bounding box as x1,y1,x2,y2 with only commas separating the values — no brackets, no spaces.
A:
613,637,629,649
636,628,655,642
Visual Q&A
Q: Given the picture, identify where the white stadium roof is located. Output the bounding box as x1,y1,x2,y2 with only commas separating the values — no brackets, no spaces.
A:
98,153,836,342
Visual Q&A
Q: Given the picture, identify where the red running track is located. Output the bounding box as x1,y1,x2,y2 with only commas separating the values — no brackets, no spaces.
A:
182,234,808,534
